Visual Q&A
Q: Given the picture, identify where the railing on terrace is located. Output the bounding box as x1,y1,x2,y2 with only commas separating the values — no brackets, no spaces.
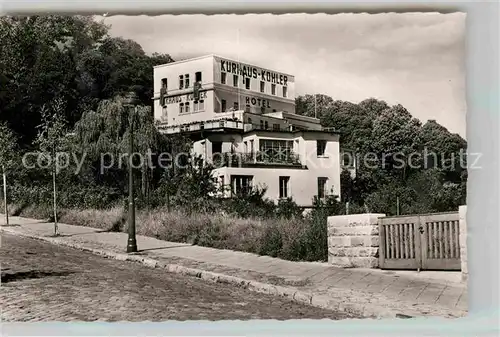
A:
157,118,245,133
212,151,302,167
156,119,338,134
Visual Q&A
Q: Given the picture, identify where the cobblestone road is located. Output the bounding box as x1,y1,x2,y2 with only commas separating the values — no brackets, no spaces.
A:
1,233,358,321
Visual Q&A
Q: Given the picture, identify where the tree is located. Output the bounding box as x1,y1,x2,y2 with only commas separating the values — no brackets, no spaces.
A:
35,98,69,236
0,122,18,225
0,16,109,144
0,15,174,147
73,94,174,203
295,94,334,119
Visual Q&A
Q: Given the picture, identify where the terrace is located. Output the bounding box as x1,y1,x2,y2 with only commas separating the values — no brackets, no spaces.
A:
211,150,303,168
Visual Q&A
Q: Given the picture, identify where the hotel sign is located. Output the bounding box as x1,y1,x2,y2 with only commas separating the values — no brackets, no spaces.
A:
245,96,271,108
165,91,208,104
220,59,289,86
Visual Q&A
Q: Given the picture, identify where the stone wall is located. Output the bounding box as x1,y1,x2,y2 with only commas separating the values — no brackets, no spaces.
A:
459,205,468,281
327,213,385,268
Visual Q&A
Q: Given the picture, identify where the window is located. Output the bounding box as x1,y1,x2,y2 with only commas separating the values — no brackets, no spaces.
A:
221,99,227,112
161,106,168,122
273,123,280,131
231,175,253,196
161,78,168,89
245,78,251,90
248,117,252,125
233,75,238,87
233,102,239,111
283,86,287,98
260,120,264,129
245,105,251,113
264,121,269,130
260,81,265,93
185,102,190,113
271,84,276,95
185,74,190,88
317,177,328,199
342,152,354,167
179,75,184,89
259,139,293,158
212,141,222,156
317,140,327,156
195,71,202,83
193,100,204,112
279,176,290,199
221,72,227,84
179,102,184,114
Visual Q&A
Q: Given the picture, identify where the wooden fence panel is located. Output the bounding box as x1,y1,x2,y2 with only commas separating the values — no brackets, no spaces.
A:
379,212,461,271
379,216,420,269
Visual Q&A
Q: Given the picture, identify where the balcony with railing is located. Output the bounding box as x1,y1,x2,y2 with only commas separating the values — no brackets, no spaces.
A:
157,118,245,134
211,150,303,168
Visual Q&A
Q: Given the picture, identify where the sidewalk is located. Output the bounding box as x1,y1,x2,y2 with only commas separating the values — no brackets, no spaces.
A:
0,216,467,319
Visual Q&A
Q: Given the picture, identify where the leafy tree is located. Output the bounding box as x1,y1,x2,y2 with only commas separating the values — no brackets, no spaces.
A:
0,122,18,225
295,94,334,119
35,98,69,235
0,15,174,147
0,16,109,144
296,93,467,215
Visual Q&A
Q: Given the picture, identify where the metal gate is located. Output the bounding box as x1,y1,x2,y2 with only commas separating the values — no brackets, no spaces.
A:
378,212,461,271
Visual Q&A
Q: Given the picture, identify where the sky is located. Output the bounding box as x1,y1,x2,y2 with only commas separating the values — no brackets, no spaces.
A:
100,13,466,137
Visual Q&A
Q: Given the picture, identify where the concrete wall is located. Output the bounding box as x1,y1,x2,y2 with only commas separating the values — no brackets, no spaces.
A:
459,205,468,281
327,213,385,268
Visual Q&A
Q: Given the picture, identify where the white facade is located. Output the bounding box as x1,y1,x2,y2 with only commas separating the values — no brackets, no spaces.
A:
153,55,343,207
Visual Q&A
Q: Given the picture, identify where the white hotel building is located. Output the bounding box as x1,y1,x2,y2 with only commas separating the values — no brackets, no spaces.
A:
152,55,351,207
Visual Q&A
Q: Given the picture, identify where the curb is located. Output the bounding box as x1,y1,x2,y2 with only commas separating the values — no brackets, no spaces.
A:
1,227,451,319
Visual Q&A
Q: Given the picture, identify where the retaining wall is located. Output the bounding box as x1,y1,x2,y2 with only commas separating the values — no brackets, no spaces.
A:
327,213,385,268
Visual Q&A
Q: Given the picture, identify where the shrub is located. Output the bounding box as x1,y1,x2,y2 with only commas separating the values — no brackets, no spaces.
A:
258,223,283,258
8,184,121,210
275,198,303,219
59,207,125,231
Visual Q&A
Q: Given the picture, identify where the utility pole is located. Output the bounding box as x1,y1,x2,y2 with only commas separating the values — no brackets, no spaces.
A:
314,94,317,119
125,91,139,253
2,165,8,226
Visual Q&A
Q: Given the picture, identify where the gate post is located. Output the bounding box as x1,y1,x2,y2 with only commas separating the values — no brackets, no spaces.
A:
327,213,385,268
459,205,468,281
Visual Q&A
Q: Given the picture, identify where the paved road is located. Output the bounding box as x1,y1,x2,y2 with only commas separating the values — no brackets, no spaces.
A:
0,233,357,321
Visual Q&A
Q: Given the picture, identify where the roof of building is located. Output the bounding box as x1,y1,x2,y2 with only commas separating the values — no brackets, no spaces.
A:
153,54,295,77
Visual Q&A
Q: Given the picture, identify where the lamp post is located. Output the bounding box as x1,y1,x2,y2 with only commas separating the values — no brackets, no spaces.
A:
124,91,139,253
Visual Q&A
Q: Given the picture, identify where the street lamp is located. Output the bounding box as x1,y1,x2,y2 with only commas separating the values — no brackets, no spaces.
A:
123,91,140,253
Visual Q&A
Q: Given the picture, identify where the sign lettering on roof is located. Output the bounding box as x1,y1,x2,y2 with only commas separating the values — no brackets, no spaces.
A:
220,59,289,86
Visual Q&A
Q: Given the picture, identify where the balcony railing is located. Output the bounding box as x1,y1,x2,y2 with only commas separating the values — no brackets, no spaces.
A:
157,118,245,134
212,151,302,167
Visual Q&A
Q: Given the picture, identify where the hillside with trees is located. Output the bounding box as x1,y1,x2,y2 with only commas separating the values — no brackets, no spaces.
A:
295,94,467,214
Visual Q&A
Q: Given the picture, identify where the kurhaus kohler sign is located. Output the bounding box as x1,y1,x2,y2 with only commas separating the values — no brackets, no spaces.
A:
220,60,289,86
165,91,208,104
